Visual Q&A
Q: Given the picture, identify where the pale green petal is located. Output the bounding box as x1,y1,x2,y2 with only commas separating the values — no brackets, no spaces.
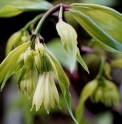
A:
104,62,112,80
31,73,45,111
44,72,51,113
24,49,34,70
49,72,59,106
48,76,55,108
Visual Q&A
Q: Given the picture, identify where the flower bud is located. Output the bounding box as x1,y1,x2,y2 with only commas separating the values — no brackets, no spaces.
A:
104,62,112,80
6,30,23,55
21,31,30,43
56,20,88,73
19,69,37,98
24,48,34,70
35,38,44,56
34,51,42,71
31,72,60,113
56,20,77,72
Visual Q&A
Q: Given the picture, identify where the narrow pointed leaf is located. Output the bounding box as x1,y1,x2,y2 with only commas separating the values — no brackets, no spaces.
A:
1,71,11,91
70,3,122,52
76,80,98,123
45,48,78,124
0,42,30,83
0,0,53,17
1,60,24,91
77,48,89,73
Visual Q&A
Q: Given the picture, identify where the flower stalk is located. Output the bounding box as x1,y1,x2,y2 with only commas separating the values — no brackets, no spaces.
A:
34,4,60,34
59,4,63,20
22,14,43,31
34,4,70,34
97,56,105,79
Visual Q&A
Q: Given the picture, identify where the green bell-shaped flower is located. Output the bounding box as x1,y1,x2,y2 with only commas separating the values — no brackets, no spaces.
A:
24,48,34,70
31,72,59,113
1,35,78,123
19,68,38,98
90,78,120,106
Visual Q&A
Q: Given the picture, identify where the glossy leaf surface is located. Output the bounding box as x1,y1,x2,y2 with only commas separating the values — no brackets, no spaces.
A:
70,3,122,52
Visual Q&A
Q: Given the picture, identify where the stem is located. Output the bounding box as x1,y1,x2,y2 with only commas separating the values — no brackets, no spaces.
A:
29,4,70,45
34,4,60,34
34,4,70,34
22,14,43,31
97,56,105,78
59,4,63,20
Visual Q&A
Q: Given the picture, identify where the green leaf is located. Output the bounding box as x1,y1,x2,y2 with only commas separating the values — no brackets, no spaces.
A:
76,79,98,124
0,5,23,17
45,47,78,124
0,42,30,83
1,71,12,91
0,0,53,17
69,3,122,52
76,48,89,73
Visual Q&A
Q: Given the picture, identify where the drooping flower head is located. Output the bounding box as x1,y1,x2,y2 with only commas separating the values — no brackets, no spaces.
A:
0,30,78,124
29,38,60,112
31,72,60,113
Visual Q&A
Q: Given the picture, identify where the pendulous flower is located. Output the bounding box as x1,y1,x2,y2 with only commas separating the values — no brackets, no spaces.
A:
31,72,59,113
56,20,89,73
19,68,38,98
0,36,72,115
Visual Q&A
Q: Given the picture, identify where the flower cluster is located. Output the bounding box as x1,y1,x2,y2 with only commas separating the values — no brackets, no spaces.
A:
18,38,61,112
0,17,88,116
81,78,120,107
